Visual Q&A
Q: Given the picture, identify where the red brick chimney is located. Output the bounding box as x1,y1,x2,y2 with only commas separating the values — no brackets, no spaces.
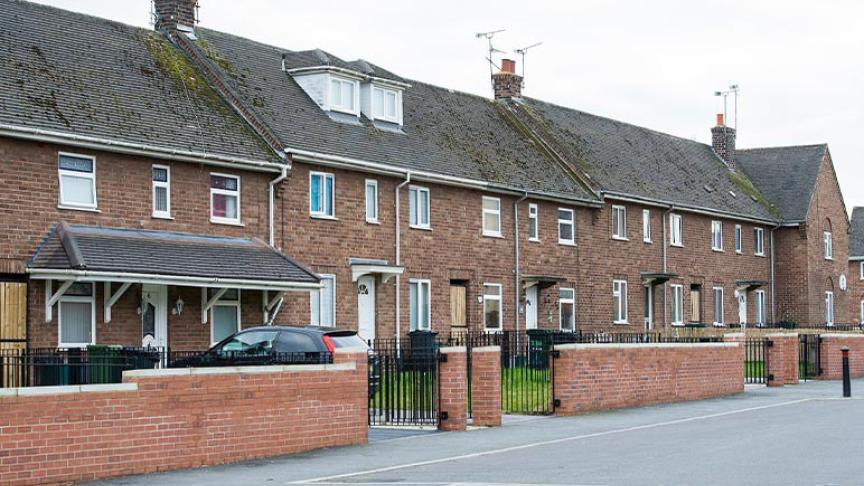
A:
492,58,523,100
153,0,199,33
711,113,736,166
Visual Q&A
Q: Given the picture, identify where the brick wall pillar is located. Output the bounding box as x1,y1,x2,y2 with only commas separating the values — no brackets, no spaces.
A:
765,333,799,386
819,334,864,379
438,346,467,432
470,345,501,427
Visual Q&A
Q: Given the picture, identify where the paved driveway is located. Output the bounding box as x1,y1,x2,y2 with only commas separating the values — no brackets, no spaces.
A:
87,379,864,486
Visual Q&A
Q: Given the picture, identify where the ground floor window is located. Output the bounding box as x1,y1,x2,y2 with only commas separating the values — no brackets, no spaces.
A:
409,279,431,330
559,287,575,331
310,275,336,327
58,282,95,348
211,289,240,344
755,290,766,326
670,284,684,326
613,280,628,324
483,283,503,331
712,287,724,325
860,299,864,324
825,291,834,326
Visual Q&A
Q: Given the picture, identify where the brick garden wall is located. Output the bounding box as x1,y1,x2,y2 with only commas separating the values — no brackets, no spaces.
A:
553,342,744,415
819,334,864,379
0,351,368,486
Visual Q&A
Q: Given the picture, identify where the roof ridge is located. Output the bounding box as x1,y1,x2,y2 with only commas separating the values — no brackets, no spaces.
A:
67,223,257,243
9,0,148,35
736,143,828,152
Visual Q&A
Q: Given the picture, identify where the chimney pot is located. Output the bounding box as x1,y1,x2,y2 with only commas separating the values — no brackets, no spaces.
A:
716,113,724,127
501,59,516,74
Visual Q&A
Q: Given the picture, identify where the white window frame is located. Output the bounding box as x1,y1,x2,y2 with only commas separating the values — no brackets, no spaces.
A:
824,231,833,260
825,291,834,326
57,283,96,348
528,203,539,242
371,85,400,123
558,208,575,245
152,164,171,219
409,279,431,331
642,209,651,243
669,213,683,247
329,76,359,115
310,274,336,327
365,179,379,223
211,289,241,346
612,205,627,240
671,284,684,326
755,290,766,326
482,196,502,237
613,280,628,324
860,299,864,324
209,172,241,225
711,221,723,252
57,152,98,211
712,287,724,326
309,171,335,219
483,283,503,331
735,224,742,254
408,185,431,229
754,227,765,256
559,287,575,331
860,262,864,280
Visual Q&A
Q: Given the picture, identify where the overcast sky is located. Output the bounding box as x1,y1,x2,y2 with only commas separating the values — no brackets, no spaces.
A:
32,0,864,212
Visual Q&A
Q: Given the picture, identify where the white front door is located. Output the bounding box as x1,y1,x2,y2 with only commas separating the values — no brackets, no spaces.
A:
141,284,168,349
525,286,538,330
737,290,747,325
357,276,376,342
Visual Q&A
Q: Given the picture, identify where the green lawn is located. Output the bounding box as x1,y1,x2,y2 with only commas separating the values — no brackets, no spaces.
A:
500,366,552,414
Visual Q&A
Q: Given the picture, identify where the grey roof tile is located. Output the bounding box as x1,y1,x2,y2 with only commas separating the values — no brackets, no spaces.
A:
850,207,864,258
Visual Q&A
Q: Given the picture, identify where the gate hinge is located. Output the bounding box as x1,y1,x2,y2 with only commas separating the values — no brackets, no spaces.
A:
766,341,774,348
438,353,448,363
552,350,561,359
553,398,561,408
767,374,775,382
439,411,449,421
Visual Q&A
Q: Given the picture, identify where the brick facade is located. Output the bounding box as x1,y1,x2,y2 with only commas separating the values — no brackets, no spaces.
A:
849,260,863,324
818,334,864,379
552,342,744,415
0,352,367,486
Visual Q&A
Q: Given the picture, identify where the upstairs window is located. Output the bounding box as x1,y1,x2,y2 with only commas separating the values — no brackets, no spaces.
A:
754,227,765,256
152,165,171,219
711,221,723,251
823,231,833,260
558,208,575,245
365,179,378,223
58,153,97,210
372,86,399,122
669,213,683,247
310,172,335,218
330,77,357,113
528,203,539,241
613,280,628,324
409,186,430,229
559,288,575,331
409,279,431,331
735,224,743,253
612,205,627,240
642,209,651,243
482,196,502,237
310,275,336,327
210,173,240,224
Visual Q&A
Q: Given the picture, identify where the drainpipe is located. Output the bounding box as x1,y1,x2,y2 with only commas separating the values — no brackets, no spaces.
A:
770,224,780,323
662,206,674,328
268,164,289,248
395,172,412,348
514,193,528,334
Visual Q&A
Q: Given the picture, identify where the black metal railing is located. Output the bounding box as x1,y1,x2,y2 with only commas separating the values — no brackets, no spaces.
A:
0,348,333,388
744,338,767,384
368,339,439,426
799,334,821,381
729,322,864,332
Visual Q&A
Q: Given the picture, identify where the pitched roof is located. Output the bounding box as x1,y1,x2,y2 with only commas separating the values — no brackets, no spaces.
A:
29,223,319,286
735,144,828,223
850,207,864,258
0,0,276,164
190,28,599,202
507,98,779,221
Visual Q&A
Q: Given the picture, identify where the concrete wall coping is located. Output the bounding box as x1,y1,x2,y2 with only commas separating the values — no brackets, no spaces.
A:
0,382,138,398
439,346,467,353
123,362,354,378
335,346,369,353
555,342,739,351
472,345,501,353
819,334,864,339
723,333,745,338
765,333,799,338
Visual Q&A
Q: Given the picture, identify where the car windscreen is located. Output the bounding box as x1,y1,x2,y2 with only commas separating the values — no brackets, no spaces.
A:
328,334,368,349
216,330,279,353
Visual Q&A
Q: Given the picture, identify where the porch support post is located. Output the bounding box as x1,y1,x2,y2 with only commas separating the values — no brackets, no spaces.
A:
45,279,74,322
104,281,132,324
201,287,228,324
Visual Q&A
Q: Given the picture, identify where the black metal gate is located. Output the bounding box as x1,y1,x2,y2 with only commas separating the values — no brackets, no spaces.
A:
500,332,554,415
745,338,768,384
799,334,821,381
368,339,439,426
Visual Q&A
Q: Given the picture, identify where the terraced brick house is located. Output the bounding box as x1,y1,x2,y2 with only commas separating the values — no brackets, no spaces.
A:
849,207,864,324
0,0,853,352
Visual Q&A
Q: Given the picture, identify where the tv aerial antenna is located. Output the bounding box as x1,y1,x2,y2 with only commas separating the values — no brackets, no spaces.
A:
714,84,741,130
476,29,506,78
514,42,542,88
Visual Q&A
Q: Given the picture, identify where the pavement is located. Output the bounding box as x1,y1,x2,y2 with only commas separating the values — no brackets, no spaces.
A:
86,379,864,486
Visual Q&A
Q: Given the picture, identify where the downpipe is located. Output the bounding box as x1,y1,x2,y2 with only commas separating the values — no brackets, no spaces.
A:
514,193,528,336
268,164,289,248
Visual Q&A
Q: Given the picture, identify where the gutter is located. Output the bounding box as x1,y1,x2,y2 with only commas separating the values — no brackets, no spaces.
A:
395,172,412,347
770,224,780,323
514,193,528,334
0,124,283,173
604,192,779,226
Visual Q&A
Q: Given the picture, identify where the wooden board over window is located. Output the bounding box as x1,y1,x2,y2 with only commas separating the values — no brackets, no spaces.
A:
0,282,27,349
450,285,467,330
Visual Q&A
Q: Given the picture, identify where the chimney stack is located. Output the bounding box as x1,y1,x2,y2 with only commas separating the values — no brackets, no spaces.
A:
492,58,523,100
153,0,199,34
711,113,736,166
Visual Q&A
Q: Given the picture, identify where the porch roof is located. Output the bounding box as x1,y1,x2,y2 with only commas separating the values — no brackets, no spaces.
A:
27,223,320,291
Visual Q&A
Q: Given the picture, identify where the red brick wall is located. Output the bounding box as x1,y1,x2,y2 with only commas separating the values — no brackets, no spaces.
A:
765,333,799,386
553,342,744,415
470,346,501,427
0,353,367,486
438,346,467,431
819,334,864,379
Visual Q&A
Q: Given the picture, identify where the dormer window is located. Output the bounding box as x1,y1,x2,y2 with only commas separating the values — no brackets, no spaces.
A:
372,86,399,123
329,77,357,114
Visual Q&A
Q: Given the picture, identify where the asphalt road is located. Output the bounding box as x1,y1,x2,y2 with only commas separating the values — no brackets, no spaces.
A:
87,379,864,486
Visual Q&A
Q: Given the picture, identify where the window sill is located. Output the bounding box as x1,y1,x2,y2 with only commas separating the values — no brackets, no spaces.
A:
483,232,504,239
410,225,433,231
643,239,652,244
58,342,93,349
670,243,683,248
712,248,724,253
57,205,100,213
671,323,685,327
152,214,174,220
755,253,766,258
311,214,338,221
612,236,629,241
366,219,380,225
528,238,541,243
613,321,630,325
713,323,726,327
210,219,244,227
735,250,742,255
558,241,576,246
